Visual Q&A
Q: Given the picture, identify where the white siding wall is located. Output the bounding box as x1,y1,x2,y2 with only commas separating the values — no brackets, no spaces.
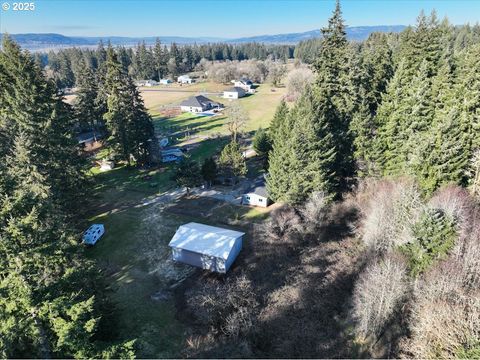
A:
224,91,239,99
242,193,268,207
180,105,203,113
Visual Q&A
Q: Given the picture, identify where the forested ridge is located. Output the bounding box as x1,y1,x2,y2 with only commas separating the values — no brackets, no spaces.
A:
1,0,480,357
36,41,294,89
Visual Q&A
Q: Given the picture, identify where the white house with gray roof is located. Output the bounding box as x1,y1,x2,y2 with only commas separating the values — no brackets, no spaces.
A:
179,95,222,113
223,86,246,99
242,177,270,208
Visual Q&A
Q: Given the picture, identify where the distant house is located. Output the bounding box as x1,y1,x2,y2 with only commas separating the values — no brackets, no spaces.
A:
179,95,222,113
144,80,159,87
223,86,246,99
233,78,255,93
242,177,270,208
161,148,184,163
159,79,172,85
178,75,194,84
77,130,104,146
82,224,105,246
169,222,244,273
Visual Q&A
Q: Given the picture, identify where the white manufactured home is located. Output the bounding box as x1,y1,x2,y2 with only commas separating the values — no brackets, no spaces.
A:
242,178,270,208
169,222,244,273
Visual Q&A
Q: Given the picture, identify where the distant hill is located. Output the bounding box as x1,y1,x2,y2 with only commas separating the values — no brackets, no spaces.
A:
230,25,407,44
1,26,407,51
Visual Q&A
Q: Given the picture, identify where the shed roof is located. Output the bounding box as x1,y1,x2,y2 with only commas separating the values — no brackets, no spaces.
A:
180,95,213,108
245,178,268,198
169,222,244,260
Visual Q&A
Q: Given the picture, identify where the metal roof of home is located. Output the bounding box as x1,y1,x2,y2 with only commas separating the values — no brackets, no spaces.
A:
245,178,268,198
239,77,253,85
169,222,245,260
179,95,214,108
225,86,246,93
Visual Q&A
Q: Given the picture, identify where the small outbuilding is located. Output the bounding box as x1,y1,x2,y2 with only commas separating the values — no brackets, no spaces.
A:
169,222,244,273
159,79,172,85
82,224,105,246
178,75,194,84
223,86,246,99
144,80,159,87
242,178,270,208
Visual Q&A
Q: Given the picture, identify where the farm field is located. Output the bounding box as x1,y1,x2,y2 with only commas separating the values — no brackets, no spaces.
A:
150,83,288,146
140,81,229,110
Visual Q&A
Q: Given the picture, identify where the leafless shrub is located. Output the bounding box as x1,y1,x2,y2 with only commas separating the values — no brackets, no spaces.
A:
352,254,409,340
187,275,258,339
257,205,302,245
299,191,330,233
359,179,422,253
401,258,480,358
429,185,475,240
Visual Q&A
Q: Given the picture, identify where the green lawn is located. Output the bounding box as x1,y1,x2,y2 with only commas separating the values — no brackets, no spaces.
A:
85,207,185,358
151,83,287,146
152,112,228,144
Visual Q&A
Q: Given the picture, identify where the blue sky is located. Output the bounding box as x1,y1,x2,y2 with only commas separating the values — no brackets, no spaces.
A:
1,0,479,38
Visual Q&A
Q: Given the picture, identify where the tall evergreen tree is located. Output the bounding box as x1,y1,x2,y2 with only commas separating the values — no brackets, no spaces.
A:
74,59,102,135
313,0,355,191
103,47,156,165
0,36,133,358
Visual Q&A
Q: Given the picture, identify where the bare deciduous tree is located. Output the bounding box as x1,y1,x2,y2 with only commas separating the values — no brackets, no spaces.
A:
226,102,248,142
286,66,314,101
359,179,422,254
352,254,409,341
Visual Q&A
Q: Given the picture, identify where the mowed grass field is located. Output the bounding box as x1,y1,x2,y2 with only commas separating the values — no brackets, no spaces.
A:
140,81,228,110
150,82,288,146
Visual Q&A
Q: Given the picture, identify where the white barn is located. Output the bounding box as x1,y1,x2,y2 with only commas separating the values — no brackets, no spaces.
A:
82,224,105,245
223,86,246,99
242,178,270,208
169,222,244,273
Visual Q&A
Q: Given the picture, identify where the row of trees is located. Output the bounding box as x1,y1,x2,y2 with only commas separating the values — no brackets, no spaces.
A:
40,40,294,89
294,22,480,64
173,142,247,193
0,37,134,357
73,43,156,165
267,4,480,204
